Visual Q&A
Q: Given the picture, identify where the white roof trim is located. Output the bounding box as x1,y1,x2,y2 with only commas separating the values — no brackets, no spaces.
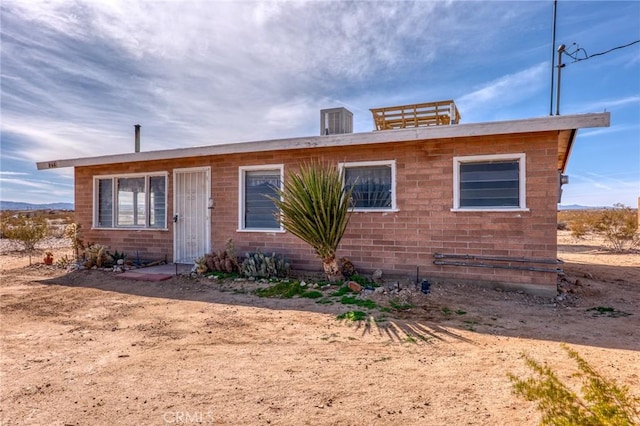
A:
36,112,609,170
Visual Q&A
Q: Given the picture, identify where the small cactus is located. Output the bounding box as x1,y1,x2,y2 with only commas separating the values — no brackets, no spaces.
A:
194,256,208,274
84,243,109,268
200,239,240,274
240,250,289,279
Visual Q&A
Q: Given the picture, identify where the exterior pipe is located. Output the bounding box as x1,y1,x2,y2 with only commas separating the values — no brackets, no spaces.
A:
433,260,563,274
433,253,563,265
134,124,141,153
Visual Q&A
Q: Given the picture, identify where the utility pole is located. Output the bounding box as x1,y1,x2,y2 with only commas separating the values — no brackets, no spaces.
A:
556,44,565,116
550,0,558,116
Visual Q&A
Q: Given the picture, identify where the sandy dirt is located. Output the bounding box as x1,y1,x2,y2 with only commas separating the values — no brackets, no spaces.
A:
1,231,639,425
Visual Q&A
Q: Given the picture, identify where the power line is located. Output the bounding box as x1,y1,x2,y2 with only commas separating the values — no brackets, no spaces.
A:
564,39,640,63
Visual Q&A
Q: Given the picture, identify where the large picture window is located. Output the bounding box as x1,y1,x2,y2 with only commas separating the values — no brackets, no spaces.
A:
453,153,527,211
94,173,167,229
238,165,283,231
340,160,396,211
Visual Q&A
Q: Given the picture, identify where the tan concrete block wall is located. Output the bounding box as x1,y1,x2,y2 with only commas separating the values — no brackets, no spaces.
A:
75,131,559,294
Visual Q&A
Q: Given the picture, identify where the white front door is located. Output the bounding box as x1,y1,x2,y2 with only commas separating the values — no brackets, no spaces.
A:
173,167,211,264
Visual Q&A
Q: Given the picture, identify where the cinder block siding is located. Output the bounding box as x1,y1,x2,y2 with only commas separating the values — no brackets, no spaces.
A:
75,131,559,293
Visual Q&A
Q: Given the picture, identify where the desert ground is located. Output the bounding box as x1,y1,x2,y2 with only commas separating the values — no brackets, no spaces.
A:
1,231,638,425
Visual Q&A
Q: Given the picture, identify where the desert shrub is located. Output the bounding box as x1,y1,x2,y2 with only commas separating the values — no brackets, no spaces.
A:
64,223,84,261
509,345,640,425
561,210,600,239
56,255,74,268
0,213,49,251
593,204,639,252
47,213,73,237
560,205,639,251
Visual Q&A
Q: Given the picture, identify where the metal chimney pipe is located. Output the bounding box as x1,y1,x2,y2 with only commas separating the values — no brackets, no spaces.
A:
134,124,141,152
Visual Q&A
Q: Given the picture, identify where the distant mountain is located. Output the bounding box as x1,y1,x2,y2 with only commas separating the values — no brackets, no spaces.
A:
0,201,74,211
558,204,605,210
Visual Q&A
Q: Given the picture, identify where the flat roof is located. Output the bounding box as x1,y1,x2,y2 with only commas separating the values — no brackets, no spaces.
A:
37,112,609,172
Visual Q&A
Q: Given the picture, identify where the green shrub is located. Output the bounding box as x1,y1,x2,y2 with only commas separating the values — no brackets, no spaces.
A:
0,213,48,251
330,285,356,297
336,311,367,321
255,281,304,298
301,290,323,299
340,295,377,309
348,273,372,286
389,299,413,311
509,344,640,425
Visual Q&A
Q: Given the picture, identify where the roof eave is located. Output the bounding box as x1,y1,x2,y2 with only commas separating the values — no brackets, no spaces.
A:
36,112,610,170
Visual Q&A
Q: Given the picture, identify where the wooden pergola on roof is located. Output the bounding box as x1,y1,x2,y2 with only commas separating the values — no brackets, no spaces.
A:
370,100,461,130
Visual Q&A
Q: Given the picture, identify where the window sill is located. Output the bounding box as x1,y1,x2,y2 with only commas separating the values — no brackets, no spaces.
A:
236,228,286,234
450,208,530,213
92,227,169,231
352,209,399,213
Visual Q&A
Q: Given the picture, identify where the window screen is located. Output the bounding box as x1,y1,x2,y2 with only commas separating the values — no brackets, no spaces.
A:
344,165,392,209
244,170,280,229
459,161,520,207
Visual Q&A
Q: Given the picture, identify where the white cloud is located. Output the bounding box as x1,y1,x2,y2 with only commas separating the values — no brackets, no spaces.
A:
457,62,548,120
578,125,636,138
569,95,640,113
0,171,29,176
1,0,636,209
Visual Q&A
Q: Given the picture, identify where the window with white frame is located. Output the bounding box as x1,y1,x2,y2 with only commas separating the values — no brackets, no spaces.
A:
453,153,527,210
340,160,396,211
239,165,283,231
94,173,167,228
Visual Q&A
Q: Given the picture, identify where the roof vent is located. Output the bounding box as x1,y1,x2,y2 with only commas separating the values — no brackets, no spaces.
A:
320,107,353,135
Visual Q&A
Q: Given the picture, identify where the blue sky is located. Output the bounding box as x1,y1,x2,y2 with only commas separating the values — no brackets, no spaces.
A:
1,0,638,207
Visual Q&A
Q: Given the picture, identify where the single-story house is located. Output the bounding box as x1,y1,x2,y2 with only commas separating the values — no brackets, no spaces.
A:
37,101,610,296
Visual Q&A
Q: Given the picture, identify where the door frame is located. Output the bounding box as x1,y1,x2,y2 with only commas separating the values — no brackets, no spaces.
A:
172,166,211,263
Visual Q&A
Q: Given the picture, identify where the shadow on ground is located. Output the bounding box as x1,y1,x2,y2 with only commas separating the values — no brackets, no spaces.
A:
17,261,640,351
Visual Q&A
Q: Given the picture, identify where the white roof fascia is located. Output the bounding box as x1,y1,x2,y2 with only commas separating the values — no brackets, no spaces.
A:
36,112,610,170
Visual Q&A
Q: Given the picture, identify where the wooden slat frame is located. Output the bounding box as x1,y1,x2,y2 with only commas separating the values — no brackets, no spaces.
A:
370,100,461,130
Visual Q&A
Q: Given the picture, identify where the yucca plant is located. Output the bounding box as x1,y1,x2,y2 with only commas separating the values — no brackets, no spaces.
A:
270,161,355,281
